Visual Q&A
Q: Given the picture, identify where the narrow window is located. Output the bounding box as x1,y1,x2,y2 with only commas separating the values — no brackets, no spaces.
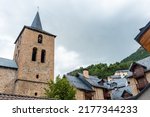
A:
38,34,43,43
35,92,38,96
18,50,20,56
32,47,37,61
36,74,39,79
41,49,46,63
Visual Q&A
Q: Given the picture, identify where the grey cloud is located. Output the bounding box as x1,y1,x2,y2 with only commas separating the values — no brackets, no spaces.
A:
0,0,150,73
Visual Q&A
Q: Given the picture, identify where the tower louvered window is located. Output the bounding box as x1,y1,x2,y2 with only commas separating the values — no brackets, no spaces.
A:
32,47,37,61
41,49,46,63
38,34,43,43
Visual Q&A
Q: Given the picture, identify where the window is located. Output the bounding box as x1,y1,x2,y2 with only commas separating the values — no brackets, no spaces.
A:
35,92,38,96
32,47,37,61
18,50,20,56
41,49,46,63
38,34,43,43
36,74,39,79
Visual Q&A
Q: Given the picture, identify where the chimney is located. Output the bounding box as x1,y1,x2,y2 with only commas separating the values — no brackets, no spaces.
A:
83,70,89,78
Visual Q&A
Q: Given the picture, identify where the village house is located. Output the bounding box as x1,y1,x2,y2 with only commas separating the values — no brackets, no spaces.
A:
66,70,107,100
128,56,150,96
129,20,150,100
104,77,132,100
0,11,56,98
114,70,131,78
127,83,150,100
66,70,133,100
107,70,132,81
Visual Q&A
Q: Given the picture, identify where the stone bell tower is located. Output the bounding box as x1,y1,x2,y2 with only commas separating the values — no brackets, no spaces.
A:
13,12,56,97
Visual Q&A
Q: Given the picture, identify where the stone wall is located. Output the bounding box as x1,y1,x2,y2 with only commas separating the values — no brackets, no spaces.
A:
75,89,85,100
14,80,47,97
0,67,17,93
93,87,104,100
14,28,55,82
13,27,55,97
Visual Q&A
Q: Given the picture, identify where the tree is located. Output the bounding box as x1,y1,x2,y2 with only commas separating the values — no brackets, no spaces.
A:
45,76,76,100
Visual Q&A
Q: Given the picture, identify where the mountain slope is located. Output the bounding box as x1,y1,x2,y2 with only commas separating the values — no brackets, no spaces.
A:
121,47,150,63
68,47,150,78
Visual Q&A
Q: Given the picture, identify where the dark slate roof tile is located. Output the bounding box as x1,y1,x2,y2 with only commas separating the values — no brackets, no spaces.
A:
31,12,42,30
0,57,18,69
111,86,132,100
78,73,107,89
66,75,93,91
129,56,150,73
105,78,128,89
136,56,150,70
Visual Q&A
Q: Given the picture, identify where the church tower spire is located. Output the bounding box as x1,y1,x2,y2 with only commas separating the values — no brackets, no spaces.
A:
31,11,42,30
13,11,56,97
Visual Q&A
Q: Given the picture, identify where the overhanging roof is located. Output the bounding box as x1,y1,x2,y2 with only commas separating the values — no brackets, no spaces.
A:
135,21,150,42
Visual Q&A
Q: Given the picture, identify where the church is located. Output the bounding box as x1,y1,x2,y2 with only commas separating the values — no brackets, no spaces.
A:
0,12,56,97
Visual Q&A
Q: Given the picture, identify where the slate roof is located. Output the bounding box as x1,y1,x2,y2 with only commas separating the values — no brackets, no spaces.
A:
104,78,128,89
31,12,42,30
66,73,108,91
111,86,132,100
78,73,106,88
0,93,49,100
0,57,18,69
136,56,150,70
129,56,150,72
65,75,94,91
86,76,102,87
14,12,56,44
134,21,150,42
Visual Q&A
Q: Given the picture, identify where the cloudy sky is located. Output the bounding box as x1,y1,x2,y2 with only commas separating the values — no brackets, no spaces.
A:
0,0,150,76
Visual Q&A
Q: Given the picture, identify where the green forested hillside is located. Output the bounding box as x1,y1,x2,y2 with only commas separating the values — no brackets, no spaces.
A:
68,47,150,79
121,47,150,63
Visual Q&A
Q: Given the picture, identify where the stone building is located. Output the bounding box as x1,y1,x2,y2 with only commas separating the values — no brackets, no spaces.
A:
0,12,56,97
128,56,150,96
66,70,133,100
66,70,107,100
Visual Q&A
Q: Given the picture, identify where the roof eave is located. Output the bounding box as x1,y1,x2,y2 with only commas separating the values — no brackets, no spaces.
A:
134,21,150,42
0,66,18,70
